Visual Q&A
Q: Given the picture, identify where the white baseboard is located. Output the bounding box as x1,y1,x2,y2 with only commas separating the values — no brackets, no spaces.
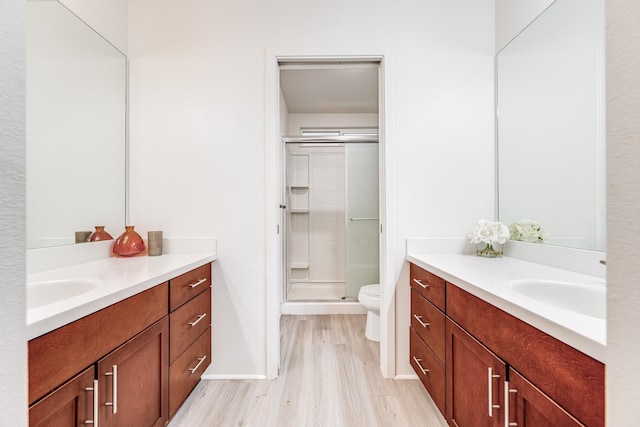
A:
201,374,268,380
280,301,367,315
394,374,419,380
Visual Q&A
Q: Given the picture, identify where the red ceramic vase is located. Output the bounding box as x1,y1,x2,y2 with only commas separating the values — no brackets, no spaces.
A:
87,226,113,242
112,226,145,257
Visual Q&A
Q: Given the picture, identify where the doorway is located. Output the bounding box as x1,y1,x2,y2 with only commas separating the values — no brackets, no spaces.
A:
265,54,395,379
278,61,380,306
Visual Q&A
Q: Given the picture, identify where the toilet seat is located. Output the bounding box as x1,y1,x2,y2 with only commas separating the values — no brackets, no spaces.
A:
359,284,380,297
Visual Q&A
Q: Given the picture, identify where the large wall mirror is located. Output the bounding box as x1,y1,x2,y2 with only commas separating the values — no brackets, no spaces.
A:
26,0,126,249
497,0,605,252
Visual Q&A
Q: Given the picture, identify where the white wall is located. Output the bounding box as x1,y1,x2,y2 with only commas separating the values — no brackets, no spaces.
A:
606,0,640,423
0,0,27,424
495,0,555,52
128,0,495,377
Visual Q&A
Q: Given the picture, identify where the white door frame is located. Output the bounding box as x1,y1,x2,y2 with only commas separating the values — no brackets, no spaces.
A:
264,50,396,379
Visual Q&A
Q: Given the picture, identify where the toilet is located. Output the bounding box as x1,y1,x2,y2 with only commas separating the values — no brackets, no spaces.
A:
358,284,381,342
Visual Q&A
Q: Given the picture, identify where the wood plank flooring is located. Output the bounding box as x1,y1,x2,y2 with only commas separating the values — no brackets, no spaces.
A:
169,315,447,427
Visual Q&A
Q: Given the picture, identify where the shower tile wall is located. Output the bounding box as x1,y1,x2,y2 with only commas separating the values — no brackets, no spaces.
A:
309,153,345,282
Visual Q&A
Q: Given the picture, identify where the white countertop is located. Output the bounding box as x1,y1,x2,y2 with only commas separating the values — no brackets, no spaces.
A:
407,253,606,363
27,253,216,340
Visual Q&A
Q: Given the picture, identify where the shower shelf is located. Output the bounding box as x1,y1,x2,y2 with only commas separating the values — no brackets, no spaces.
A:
290,263,309,269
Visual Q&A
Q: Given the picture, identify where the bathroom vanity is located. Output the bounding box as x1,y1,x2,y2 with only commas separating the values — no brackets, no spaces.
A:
26,252,215,426
408,255,605,427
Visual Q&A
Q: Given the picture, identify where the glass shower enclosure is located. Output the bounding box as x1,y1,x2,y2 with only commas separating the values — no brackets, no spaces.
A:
283,136,379,301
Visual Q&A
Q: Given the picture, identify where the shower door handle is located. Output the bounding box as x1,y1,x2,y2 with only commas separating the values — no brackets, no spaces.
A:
349,218,379,221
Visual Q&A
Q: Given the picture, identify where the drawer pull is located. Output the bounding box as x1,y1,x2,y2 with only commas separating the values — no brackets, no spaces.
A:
188,355,207,374
188,278,208,289
188,313,207,327
413,314,430,328
488,367,501,416
412,356,430,375
104,365,118,414
504,381,518,427
84,379,99,426
412,278,429,289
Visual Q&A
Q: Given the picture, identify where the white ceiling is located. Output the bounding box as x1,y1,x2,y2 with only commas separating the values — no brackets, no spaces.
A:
280,65,379,114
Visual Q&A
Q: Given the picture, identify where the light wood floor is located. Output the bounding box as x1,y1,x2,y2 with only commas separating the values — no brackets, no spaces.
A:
169,315,447,427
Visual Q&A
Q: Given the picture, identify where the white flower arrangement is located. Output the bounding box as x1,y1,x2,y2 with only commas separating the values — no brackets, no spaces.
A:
468,220,510,257
468,219,510,245
509,219,548,243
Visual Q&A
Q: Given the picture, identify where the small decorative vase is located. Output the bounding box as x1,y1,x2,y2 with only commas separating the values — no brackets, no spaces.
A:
477,243,503,258
112,226,146,257
87,226,113,242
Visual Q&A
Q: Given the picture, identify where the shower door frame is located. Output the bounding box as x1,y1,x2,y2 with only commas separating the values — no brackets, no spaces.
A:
265,52,396,380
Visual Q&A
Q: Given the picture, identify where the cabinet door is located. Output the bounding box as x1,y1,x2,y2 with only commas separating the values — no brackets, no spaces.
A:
446,318,505,427
29,366,96,427
98,317,169,427
507,368,585,427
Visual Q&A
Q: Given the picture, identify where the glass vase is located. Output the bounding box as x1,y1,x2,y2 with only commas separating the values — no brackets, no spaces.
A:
476,242,503,258
87,226,113,242
112,226,145,257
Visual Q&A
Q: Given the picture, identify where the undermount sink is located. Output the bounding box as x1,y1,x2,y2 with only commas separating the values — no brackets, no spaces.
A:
27,279,102,309
509,279,606,320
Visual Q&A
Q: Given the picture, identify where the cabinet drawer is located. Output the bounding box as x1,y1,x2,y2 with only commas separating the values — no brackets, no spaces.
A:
410,327,445,416
409,263,445,311
170,263,212,311
411,289,445,363
170,327,211,417
170,287,211,364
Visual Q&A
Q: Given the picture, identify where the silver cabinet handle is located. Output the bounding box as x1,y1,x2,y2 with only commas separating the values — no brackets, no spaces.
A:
488,367,501,416
412,356,430,375
188,278,207,289
84,379,99,426
188,313,207,327
504,380,518,427
412,278,429,289
188,355,207,374
413,314,430,328
104,365,118,414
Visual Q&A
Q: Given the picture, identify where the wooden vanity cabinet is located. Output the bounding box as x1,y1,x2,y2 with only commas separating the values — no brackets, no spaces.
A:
447,283,604,427
408,262,604,427
28,283,168,405
28,283,169,427
28,262,214,427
